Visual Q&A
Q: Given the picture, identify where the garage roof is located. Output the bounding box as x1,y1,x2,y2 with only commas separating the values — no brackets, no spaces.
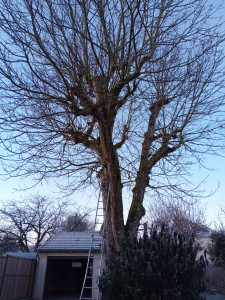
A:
38,231,102,253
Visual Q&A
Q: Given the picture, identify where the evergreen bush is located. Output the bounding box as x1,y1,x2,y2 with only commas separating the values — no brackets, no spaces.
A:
208,230,225,267
99,225,207,300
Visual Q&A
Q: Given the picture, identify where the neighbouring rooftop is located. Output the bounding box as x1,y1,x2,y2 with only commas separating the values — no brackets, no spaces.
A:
196,227,213,238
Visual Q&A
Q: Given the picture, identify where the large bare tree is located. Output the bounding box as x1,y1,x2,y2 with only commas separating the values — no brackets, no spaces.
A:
0,0,224,251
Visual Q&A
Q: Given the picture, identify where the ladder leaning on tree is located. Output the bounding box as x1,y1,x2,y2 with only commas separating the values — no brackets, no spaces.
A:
79,184,109,300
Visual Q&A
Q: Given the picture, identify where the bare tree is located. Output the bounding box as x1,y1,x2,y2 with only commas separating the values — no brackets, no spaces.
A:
0,234,20,254
0,0,224,251
146,197,208,236
0,195,89,252
61,210,94,232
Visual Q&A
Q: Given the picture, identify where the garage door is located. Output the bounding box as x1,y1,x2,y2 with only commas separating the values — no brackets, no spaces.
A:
43,256,92,298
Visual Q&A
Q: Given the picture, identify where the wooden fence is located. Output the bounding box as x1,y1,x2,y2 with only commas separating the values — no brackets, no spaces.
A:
0,255,36,300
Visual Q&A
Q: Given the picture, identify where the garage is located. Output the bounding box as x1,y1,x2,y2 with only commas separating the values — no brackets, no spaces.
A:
33,232,102,300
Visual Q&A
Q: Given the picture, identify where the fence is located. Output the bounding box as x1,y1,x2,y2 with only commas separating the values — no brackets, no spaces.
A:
0,255,37,300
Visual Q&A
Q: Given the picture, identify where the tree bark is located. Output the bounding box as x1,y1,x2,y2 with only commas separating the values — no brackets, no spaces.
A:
125,101,180,236
92,77,125,252
99,167,124,254
97,119,124,252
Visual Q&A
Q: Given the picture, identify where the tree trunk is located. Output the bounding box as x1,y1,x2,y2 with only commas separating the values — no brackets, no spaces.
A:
20,240,30,253
125,103,163,236
97,114,124,253
125,172,147,237
98,158,124,253
99,170,124,255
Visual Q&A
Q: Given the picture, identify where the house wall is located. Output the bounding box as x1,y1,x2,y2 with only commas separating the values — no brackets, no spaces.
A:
33,252,101,300
195,236,211,260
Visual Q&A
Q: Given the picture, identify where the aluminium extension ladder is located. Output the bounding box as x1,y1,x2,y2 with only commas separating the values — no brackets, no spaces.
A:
79,185,109,300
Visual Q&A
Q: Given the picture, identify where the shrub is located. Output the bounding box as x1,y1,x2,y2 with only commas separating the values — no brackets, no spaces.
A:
208,230,225,268
99,226,207,300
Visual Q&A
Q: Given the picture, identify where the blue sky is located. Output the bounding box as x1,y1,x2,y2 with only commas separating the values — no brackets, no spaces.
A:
190,155,225,226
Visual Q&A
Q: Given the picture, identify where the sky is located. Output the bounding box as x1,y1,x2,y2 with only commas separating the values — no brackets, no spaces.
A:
189,155,225,226
0,0,225,228
0,153,225,227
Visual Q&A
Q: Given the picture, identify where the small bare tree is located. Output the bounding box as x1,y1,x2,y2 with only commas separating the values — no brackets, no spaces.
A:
61,210,94,232
146,197,208,236
0,0,224,251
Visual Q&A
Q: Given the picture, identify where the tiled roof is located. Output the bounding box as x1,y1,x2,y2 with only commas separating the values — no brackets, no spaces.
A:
37,231,102,253
196,227,213,238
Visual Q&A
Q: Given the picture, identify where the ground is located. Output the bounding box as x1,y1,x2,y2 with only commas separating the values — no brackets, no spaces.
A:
206,292,225,300
44,297,80,300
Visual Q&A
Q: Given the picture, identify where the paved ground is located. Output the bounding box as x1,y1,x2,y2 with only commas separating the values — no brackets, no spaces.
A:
43,294,225,300
43,296,225,300
206,293,225,300
44,297,80,300
43,292,225,300
206,296,225,300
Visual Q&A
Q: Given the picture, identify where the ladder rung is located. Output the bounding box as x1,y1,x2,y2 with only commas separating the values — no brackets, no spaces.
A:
91,275,99,278
84,287,98,289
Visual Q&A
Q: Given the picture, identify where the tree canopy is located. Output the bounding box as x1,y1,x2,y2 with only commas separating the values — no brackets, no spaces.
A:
0,0,225,250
